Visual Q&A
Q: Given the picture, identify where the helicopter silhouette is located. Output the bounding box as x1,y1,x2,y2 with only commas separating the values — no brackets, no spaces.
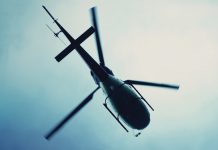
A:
42,5,179,140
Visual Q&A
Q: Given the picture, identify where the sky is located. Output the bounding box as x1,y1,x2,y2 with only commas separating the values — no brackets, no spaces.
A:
0,0,218,149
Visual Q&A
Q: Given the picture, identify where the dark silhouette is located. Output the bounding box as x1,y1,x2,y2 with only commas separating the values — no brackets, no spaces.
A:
42,5,179,140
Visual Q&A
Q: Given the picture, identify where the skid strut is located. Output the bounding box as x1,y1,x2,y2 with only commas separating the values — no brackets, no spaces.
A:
103,102,128,132
129,84,154,111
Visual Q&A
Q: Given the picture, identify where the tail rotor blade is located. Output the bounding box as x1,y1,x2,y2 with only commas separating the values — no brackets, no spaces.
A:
125,80,179,90
45,86,100,140
46,24,66,45
46,24,56,36
58,37,67,46
90,7,105,66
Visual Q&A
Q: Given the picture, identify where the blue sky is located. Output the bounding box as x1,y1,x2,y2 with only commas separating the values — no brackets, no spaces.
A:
1,0,218,150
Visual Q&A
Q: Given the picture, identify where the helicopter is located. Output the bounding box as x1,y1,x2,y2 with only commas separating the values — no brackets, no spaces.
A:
42,5,179,140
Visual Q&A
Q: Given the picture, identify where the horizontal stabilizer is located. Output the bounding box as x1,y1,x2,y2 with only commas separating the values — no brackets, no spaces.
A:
55,27,95,62
55,44,74,62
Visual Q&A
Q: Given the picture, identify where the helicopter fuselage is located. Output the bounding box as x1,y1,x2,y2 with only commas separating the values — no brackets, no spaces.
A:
99,74,150,130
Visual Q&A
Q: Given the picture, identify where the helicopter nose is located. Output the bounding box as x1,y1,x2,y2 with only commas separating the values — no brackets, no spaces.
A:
127,99,151,130
136,108,150,130
143,110,150,128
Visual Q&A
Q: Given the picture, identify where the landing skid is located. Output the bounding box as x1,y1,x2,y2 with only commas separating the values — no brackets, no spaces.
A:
128,83,154,111
102,82,152,137
103,101,142,137
103,99,129,132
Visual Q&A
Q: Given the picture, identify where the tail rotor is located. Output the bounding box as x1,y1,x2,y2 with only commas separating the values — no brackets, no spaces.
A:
46,24,66,45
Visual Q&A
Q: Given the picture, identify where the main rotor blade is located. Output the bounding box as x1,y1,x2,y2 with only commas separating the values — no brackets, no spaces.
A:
45,86,100,140
90,7,105,66
125,80,179,90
